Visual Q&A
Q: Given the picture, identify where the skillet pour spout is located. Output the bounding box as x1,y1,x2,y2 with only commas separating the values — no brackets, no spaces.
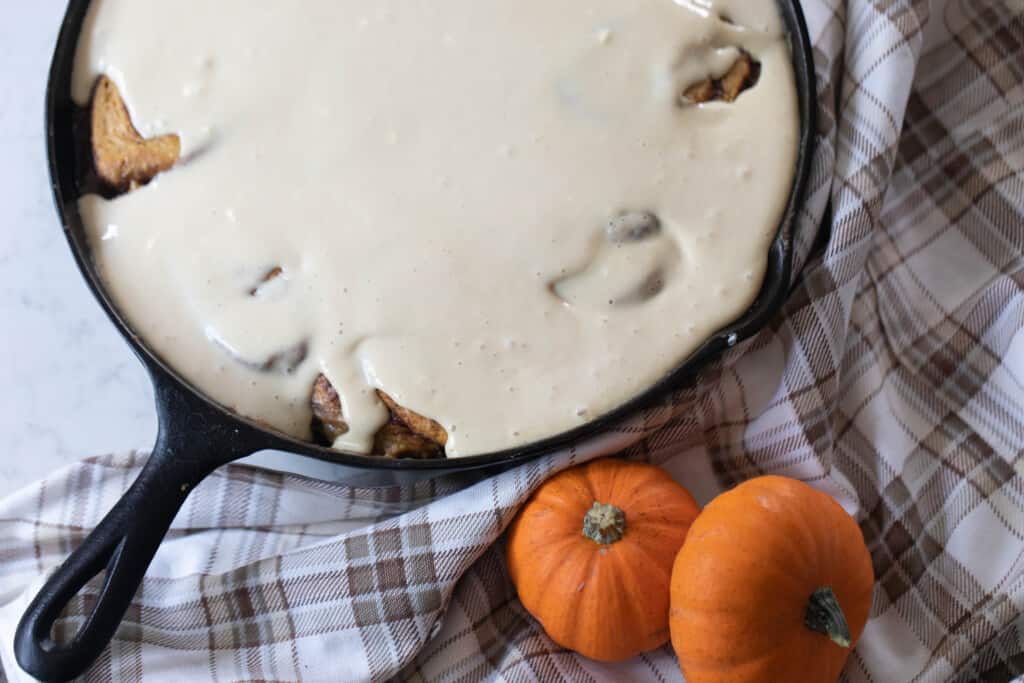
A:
16,0,816,679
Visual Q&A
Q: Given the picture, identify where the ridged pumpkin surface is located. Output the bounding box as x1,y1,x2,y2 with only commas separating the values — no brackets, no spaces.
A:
670,476,874,682
506,458,700,662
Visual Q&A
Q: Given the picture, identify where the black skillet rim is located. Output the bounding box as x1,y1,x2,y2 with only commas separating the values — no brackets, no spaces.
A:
46,0,818,473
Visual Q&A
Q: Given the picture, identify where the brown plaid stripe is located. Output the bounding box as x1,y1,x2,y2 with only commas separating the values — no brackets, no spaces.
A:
3,1,1024,681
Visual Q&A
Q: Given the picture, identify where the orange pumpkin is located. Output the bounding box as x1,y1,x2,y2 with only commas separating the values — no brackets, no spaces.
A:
670,476,874,683
506,458,700,662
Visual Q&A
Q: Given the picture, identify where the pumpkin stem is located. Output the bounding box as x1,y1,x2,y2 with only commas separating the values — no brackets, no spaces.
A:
805,587,852,648
582,502,626,544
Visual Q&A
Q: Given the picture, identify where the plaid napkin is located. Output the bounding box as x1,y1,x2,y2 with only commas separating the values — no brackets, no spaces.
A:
2,0,1023,680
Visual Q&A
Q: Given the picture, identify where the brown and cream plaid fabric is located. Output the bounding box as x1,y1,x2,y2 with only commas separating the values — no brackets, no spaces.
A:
2,0,1023,681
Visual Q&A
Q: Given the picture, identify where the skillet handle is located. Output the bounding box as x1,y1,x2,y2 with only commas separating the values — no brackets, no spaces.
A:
13,380,261,682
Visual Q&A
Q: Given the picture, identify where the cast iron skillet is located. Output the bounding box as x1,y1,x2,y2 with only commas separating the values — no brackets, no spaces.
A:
16,2,817,680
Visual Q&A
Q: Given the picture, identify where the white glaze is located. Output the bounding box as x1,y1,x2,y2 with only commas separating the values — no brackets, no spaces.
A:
73,0,798,456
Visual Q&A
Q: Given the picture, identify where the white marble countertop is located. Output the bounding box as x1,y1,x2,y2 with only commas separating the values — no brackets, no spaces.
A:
0,1,158,497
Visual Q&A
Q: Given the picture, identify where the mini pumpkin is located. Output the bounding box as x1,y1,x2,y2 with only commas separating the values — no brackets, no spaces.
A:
506,458,700,662
670,476,874,683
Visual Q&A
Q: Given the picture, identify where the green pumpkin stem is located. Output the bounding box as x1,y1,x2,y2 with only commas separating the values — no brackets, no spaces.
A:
582,502,626,544
805,587,852,648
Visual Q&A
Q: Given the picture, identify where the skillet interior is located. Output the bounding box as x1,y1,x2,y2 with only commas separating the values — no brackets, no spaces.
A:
47,0,818,475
